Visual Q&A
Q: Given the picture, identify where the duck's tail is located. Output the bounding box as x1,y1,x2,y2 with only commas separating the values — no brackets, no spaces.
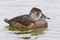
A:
4,18,9,23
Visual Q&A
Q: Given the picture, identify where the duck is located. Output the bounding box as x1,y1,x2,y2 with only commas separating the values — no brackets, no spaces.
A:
4,7,50,28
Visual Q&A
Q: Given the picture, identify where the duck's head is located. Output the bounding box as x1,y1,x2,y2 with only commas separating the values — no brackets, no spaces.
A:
29,7,50,21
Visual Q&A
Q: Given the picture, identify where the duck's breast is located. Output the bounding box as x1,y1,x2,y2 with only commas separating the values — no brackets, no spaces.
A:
35,19,48,27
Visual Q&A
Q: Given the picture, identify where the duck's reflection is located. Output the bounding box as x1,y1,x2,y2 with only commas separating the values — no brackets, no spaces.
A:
6,26,48,39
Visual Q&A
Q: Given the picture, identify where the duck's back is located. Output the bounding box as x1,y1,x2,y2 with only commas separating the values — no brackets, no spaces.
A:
9,14,35,26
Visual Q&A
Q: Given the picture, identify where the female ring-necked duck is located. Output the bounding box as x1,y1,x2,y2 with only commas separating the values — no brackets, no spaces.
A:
4,7,50,28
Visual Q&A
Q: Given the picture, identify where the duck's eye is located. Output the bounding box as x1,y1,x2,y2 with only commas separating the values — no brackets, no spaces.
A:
36,12,40,15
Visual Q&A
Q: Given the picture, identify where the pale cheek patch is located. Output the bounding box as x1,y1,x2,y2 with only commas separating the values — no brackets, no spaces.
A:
30,12,42,21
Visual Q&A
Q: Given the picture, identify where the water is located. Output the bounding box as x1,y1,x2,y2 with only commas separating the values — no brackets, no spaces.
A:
0,0,60,40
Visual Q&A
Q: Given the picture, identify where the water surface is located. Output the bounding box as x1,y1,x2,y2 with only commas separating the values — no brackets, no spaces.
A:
0,0,60,40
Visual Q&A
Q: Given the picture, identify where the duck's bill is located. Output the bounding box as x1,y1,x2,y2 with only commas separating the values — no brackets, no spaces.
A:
41,14,50,19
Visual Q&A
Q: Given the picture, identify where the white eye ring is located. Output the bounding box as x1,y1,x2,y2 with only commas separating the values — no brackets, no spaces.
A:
39,12,42,18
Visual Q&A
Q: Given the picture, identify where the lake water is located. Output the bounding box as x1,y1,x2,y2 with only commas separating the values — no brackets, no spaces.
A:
0,0,60,40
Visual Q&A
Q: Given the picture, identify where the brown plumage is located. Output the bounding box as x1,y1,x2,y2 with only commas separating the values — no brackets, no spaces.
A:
4,7,50,28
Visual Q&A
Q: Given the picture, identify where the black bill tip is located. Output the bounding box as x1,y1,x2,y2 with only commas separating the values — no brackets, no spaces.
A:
42,14,50,19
